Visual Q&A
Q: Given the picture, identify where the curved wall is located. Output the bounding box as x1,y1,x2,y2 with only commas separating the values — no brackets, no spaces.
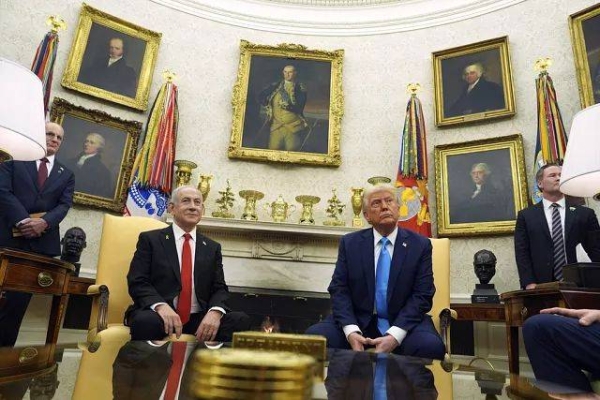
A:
2,0,598,298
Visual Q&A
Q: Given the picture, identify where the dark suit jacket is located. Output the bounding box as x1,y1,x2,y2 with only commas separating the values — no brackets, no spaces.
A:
66,153,113,198
451,182,514,224
0,160,75,256
328,228,435,333
113,341,197,400
514,202,600,288
447,78,505,117
126,226,229,321
80,57,137,98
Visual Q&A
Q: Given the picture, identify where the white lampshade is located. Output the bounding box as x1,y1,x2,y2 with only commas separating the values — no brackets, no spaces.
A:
560,103,600,200
0,58,46,161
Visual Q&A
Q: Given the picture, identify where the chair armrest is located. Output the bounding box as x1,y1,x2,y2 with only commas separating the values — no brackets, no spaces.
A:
87,284,110,334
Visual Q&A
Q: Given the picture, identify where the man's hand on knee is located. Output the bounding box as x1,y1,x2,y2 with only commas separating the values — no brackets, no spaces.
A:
367,334,399,353
155,304,182,338
347,332,368,351
196,310,222,342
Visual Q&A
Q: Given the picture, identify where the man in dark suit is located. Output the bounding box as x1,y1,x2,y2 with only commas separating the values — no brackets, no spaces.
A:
306,184,445,359
514,163,600,289
79,37,137,98
65,133,113,198
0,122,75,346
447,62,505,118
125,186,250,341
258,64,308,151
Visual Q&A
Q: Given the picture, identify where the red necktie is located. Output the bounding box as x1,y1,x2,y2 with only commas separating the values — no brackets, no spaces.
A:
177,233,192,325
37,158,49,189
164,341,186,400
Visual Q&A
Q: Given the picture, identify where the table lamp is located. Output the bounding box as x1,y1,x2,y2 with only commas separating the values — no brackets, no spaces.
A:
0,58,47,161
560,104,600,201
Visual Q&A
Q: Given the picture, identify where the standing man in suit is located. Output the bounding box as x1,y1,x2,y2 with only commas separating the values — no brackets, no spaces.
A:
514,163,600,289
0,122,75,346
79,37,137,98
125,186,250,341
66,133,113,198
447,62,505,118
306,184,445,359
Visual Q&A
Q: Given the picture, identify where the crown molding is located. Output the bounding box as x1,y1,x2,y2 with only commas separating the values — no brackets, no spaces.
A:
149,0,527,36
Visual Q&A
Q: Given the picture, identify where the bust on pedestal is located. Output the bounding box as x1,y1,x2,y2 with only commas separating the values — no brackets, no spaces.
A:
472,249,500,304
60,227,87,276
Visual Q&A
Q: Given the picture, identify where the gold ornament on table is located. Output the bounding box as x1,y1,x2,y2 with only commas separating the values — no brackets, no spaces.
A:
367,176,392,185
211,180,235,219
173,160,197,187
350,187,364,227
323,189,346,226
295,195,320,225
239,190,264,221
264,194,296,223
197,174,213,203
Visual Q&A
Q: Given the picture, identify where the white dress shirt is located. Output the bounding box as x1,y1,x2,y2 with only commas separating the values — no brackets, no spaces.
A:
343,227,408,346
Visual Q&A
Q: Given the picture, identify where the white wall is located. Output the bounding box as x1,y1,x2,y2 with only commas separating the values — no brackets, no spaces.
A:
2,0,599,298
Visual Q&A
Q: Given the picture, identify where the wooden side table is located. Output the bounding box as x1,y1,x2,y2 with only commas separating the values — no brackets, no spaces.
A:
450,303,505,322
0,248,74,345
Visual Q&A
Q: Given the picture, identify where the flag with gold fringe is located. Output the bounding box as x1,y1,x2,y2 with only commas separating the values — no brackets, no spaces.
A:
124,78,178,218
395,89,431,237
31,16,65,114
531,64,567,203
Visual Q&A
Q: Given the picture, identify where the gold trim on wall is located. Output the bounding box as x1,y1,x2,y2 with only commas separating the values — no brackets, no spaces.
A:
228,40,344,167
50,97,142,213
432,36,516,127
569,3,600,109
434,134,529,237
61,3,161,111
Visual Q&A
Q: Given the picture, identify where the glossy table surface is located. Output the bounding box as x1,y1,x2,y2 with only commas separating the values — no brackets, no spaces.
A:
0,339,584,399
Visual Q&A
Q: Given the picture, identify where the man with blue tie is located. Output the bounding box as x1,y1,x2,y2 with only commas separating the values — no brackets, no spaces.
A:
306,184,445,358
0,122,75,346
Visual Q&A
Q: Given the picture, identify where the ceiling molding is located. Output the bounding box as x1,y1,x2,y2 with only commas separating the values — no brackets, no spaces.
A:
149,0,528,36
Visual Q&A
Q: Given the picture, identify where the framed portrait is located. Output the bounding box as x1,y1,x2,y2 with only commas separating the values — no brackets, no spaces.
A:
434,134,529,237
570,3,600,108
61,4,161,111
228,40,344,167
50,97,142,213
432,36,516,127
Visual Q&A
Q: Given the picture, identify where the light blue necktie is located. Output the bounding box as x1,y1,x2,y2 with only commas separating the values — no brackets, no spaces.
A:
373,353,388,400
376,237,391,334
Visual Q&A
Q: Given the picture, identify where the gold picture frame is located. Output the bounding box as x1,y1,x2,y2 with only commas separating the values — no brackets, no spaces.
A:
50,97,142,213
433,36,516,127
61,3,161,111
434,134,529,237
570,3,600,108
228,40,344,167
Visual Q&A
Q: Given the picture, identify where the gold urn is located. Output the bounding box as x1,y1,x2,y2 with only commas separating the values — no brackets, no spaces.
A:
264,195,296,223
350,187,364,227
239,190,264,221
295,195,320,225
173,160,197,187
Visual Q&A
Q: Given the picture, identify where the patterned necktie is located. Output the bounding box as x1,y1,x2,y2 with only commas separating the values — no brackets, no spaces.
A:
551,203,566,280
164,341,187,400
375,237,391,334
177,233,192,325
37,157,49,189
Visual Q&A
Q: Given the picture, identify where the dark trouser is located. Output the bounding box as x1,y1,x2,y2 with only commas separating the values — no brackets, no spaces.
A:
523,313,600,393
128,309,251,341
305,315,445,360
0,292,32,347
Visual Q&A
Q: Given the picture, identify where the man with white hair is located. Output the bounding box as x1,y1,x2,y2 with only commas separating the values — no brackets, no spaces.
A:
0,121,75,346
306,184,445,358
67,132,112,198
447,62,505,117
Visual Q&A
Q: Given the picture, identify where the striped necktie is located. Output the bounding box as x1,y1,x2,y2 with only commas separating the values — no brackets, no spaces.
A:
551,203,565,280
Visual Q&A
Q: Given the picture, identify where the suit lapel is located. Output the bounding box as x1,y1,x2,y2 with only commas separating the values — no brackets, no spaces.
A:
535,202,551,241
25,161,39,191
388,229,408,302
361,229,375,305
41,161,65,193
194,229,208,282
564,204,575,240
160,226,181,285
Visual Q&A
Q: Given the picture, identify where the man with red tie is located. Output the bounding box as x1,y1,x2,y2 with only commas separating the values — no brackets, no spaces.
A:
0,121,75,346
125,186,250,341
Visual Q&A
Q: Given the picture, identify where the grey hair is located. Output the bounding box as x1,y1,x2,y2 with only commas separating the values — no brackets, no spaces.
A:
463,62,484,78
471,162,491,175
362,183,398,213
86,133,106,149
169,185,202,205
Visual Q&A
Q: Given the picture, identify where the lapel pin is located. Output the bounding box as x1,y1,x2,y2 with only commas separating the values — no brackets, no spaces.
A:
58,167,63,174
165,234,169,240
202,241,207,246
402,242,407,247
569,207,576,211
